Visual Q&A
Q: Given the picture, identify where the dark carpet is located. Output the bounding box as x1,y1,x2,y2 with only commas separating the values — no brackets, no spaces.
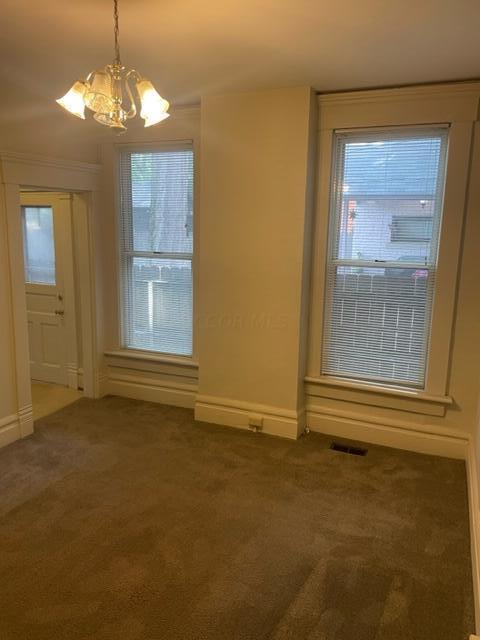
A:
0,396,474,639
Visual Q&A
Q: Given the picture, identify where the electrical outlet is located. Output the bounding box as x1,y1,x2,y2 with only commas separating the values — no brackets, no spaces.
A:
248,414,263,430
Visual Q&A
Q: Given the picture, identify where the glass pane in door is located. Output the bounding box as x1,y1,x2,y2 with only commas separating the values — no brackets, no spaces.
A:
22,206,56,284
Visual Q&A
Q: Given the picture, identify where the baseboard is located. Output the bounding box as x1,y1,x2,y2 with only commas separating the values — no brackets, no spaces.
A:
306,406,468,459
18,404,33,437
107,372,197,409
95,371,109,398
195,395,305,440
467,441,480,635
0,414,21,449
0,404,33,450
67,363,79,390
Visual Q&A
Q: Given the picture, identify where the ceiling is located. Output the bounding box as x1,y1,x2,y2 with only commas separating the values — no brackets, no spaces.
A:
1,0,479,117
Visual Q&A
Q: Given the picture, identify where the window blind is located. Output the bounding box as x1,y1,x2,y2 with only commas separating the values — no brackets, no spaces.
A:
322,127,448,388
119,145,194,356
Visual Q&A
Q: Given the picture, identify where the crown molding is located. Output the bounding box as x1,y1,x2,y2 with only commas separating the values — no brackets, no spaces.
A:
170,104,200,118
0,150,101,175
317,81,480,130
318,81,480,106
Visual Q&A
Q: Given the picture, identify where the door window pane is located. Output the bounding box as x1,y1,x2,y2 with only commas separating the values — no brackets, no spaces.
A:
22,207,56,285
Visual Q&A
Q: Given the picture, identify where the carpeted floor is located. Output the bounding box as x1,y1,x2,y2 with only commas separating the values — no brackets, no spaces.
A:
0,396,474,640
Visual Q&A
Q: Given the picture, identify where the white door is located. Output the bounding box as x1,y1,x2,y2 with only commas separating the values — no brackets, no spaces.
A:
21,193,77,386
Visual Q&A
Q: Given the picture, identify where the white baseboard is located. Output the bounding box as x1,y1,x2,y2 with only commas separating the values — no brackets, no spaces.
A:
195,395,305,440
107,372,197,409
306,406,468,459
18,404,33,437
0,414,21,449
0,404,34,450
467,442,480,635
96,371,109,398
67,363,79,390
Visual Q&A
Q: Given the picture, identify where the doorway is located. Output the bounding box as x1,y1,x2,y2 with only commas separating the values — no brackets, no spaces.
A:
21,190,83,420
0,150,100,447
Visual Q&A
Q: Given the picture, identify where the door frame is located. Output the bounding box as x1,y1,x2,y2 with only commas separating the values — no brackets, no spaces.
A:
22,192,78,388
0,151,102,438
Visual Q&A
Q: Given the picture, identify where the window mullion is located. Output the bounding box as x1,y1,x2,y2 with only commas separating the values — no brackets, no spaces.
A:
332,259,433,269
124,250,193,261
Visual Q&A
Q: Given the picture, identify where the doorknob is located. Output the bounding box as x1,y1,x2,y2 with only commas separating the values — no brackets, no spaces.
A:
54,309,65,316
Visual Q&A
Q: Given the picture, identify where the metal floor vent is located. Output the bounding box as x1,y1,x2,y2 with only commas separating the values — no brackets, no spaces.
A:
330,442,368,456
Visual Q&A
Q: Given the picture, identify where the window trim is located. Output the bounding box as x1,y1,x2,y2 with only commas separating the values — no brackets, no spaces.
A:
116,141,196,360
307,94,474,405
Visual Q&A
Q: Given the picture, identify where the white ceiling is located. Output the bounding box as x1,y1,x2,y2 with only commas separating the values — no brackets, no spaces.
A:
1,0,479,113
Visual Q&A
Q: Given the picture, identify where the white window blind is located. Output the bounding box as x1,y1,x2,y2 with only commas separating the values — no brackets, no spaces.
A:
119,145,194,356
322,127,448,388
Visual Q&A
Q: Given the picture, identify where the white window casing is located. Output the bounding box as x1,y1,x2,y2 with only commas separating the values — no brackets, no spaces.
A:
307,86,476,405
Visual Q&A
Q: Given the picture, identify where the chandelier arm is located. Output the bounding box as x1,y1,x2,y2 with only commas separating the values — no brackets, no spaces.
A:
124,73,137,119
125,69,141,83
86,68,108,82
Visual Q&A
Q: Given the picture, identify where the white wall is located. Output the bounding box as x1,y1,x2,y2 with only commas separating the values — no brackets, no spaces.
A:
195,87,316,437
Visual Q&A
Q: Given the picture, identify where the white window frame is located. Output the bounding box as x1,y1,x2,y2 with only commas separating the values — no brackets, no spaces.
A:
321,125,448,390
307,86,475,409
117,141,196,361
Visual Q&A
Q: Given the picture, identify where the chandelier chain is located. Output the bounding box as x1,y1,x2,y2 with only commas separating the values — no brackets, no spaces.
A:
113,0,121,64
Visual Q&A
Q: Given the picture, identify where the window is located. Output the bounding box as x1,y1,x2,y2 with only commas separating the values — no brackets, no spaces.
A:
322,128,448,388
390,215,433,243
119,146,194,356
22,206,56,285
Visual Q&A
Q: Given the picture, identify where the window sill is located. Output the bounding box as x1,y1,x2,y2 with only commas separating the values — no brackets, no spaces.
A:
104,349,199,369
304,375,452,417
305,376,452,404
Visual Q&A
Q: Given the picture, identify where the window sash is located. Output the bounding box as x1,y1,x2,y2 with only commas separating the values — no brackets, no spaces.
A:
321,127,448,389
119,146,194,357
322,264,436,388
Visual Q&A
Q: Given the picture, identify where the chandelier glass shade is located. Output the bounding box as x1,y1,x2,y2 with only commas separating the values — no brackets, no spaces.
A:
56,0,169,132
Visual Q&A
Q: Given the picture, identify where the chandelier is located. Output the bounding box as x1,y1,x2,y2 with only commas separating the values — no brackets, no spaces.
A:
56,0,170,133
